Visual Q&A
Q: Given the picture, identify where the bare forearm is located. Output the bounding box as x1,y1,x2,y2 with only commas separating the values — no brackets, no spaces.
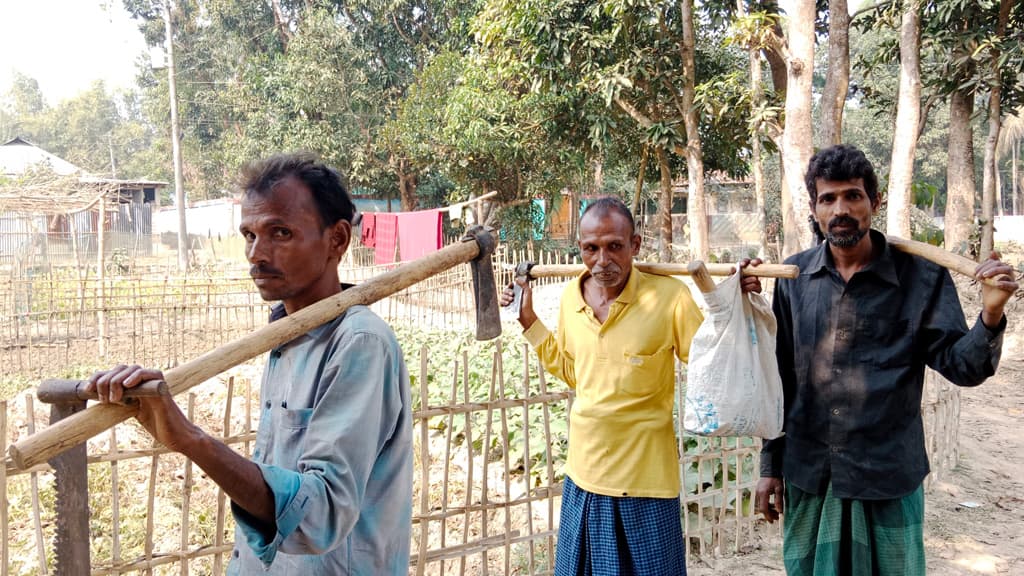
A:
180,430,276,524
518,311,538,331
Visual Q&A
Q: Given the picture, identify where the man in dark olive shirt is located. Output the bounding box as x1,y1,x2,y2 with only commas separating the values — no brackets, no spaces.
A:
756,145,1018,576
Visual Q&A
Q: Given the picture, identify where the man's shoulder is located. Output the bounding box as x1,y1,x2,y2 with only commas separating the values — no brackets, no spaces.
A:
635,267,684,289
330,306,401,349
338,305,393,333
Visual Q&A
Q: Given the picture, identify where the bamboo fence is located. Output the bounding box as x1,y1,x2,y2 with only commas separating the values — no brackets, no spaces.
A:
0,244,963,575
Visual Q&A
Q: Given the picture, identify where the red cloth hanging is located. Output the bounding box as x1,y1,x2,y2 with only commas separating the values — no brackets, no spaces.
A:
374,213,399,265
359,212,376,248
396,209,443,262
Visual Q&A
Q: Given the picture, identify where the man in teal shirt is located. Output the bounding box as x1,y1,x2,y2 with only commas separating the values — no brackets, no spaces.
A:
88,153,412,574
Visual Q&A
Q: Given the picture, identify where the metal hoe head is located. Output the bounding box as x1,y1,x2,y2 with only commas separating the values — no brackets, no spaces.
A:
464,226,502,340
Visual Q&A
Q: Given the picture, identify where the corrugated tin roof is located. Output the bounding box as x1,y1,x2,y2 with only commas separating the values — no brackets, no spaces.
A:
0,136,83,177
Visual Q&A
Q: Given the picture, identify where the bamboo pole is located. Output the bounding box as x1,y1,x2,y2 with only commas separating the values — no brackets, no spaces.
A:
1,401,8,576
25,395,47,575
525,261,798,280
8,234,492,470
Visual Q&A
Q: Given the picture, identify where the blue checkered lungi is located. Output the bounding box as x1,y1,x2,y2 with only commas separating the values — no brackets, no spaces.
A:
555,476,687,576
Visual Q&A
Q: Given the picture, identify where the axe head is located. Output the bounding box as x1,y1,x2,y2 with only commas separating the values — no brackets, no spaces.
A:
464,225,502,340
510,261,536,317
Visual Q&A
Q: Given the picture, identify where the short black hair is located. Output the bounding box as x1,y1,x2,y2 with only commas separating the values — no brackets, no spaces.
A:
580,196,635,234
805,145,879,204
240,152,356,229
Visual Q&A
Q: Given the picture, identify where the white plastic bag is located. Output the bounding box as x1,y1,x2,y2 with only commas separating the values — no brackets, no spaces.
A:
683,267,784,439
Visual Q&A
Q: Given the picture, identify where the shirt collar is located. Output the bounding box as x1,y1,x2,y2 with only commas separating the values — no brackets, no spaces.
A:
802,229,899,287
571,263,639,312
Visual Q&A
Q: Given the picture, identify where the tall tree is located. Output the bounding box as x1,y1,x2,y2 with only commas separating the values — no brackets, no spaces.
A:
821,0,850,147
780,0,816,256
680,0,708,259
476,0,753,260
980,0,1013,255
945,89,976,253
886,0,922,238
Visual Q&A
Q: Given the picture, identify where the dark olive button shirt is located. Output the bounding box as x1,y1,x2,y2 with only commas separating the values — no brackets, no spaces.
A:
761,230,1005,500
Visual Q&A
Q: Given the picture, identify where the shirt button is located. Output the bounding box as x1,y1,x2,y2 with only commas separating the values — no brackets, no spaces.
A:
837,330,847,340
265,401,271,409
831,446,841,453
833,368,842,377
832,408,840,416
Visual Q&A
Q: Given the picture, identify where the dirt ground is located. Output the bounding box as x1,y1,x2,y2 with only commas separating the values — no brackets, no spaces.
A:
687,310,1024,576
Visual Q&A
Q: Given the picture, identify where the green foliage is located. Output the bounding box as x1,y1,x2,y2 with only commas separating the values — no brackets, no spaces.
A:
475,0,757,180
394,324,570,485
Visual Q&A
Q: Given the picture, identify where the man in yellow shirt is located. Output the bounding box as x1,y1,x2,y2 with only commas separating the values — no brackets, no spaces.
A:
503,197,761,575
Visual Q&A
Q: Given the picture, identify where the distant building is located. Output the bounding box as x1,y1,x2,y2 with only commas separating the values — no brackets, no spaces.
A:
0,136,167,267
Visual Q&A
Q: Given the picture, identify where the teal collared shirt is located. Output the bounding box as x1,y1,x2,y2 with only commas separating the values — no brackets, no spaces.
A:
228,304,412,575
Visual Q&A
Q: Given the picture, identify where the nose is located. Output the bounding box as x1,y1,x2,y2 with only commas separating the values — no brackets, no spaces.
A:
833,197,851,217
246,236,268,264
596,248,611,266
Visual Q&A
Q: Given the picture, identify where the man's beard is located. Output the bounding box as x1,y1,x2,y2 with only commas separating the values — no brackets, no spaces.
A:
825,216,868,248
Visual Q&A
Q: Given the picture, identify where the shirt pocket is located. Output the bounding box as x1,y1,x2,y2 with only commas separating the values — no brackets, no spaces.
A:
856,317,913,368
269,406,313,469
617,346,674,396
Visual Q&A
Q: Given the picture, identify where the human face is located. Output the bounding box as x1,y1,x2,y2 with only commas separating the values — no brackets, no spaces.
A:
240,176,350,313
811,178,878,249
578,210,641,291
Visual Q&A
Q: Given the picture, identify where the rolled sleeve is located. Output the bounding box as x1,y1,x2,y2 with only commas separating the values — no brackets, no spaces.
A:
523,318,551,348
230,465,307,567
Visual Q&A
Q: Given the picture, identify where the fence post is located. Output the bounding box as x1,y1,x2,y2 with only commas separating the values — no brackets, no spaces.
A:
41,398,90,575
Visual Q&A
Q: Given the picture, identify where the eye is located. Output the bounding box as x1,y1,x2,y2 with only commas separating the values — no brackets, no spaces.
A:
273,228,292,239
241,230,255,241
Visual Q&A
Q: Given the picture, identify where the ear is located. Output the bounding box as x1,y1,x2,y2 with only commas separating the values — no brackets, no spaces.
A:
631,233,641,256
327,219,352,260
871,194,881,213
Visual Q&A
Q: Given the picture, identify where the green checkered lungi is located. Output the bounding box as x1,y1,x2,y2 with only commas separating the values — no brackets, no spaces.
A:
783,482,925,576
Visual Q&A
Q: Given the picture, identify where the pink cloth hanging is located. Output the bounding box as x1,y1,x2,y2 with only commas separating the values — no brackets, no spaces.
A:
360,212,376,248
374,213,399,265
396,209,443,262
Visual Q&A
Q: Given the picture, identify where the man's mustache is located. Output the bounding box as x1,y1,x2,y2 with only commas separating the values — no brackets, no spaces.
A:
828,216,859,230
250,265,284,277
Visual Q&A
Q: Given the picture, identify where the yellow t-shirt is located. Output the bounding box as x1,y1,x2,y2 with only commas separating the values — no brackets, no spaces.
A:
524,265,703,498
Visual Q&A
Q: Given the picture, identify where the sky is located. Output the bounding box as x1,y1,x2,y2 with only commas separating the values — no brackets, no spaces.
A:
0,1,151,105
0,0,868,107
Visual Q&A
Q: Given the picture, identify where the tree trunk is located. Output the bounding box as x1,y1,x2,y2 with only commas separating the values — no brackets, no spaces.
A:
761,0,789,254
945,90,976,254
781,0,816,257
632,145,648,217
165,0,188,272
886,0,921,239
821,0,850,147
760,0,789,98
738,0,769,257
680,0,708,260
656,146,673,263
397,159,418,212
1014,141,1020,215
980,0,1011,255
